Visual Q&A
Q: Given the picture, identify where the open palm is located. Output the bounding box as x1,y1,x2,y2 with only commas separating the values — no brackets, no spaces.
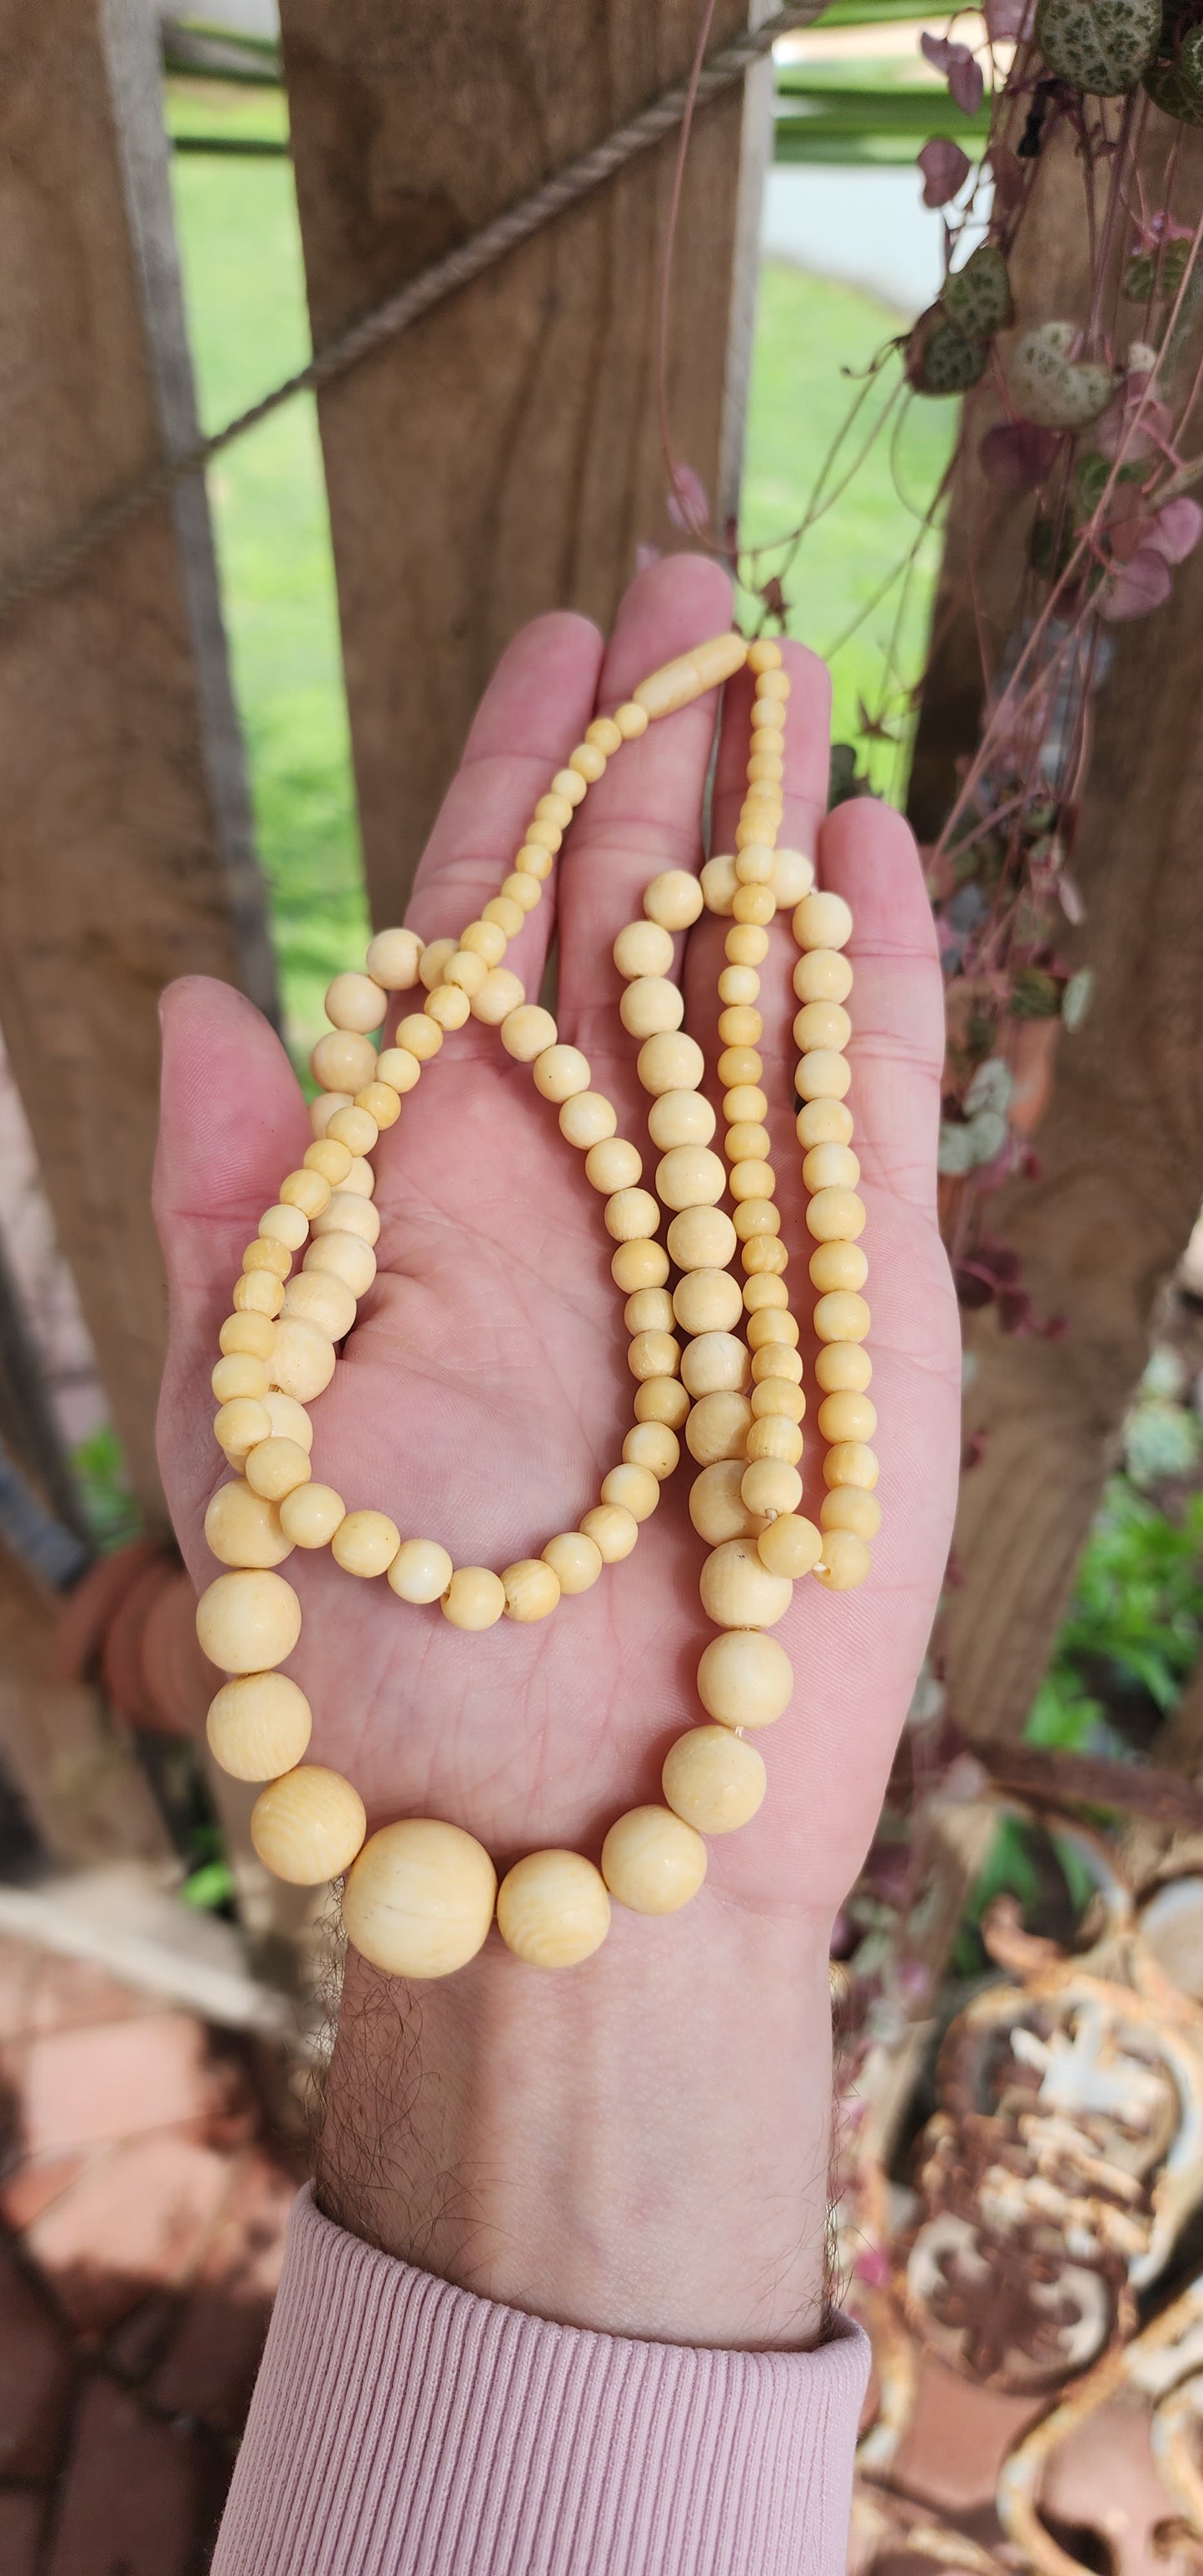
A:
155,553,960,1936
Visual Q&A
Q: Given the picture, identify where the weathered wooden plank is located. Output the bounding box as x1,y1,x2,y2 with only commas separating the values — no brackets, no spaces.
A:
278,0,767,925
0,0,275,1520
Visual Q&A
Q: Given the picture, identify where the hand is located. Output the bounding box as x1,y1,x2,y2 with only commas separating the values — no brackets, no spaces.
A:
154,552,959,2346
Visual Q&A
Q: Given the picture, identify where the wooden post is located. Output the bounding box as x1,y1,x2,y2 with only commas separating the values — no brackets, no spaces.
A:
0,0,276,1522
277,0,769,926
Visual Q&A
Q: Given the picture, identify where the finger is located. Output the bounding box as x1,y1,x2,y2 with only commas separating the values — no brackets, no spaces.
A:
818,795,944,1216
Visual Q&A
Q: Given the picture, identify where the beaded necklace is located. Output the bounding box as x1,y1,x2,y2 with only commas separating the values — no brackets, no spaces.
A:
195,633,877,1978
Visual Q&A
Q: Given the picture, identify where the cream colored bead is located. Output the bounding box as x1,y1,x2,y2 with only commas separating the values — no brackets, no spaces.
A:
623,1420,679,1479
535,790,574,829
311,1029,377,1094
656,1145,726,1211
482,895,524,937
796,1097,853,1150
204,1479,293,1570
796,1051,851,1104
281,1166,333,1219
460,918,508,966
220,1311,276,1361
283,1271,356,1342
747,1308,798,1350
637,1031,705,1096
600,1462,659,1522
501,871,542,913
601,1806,707,1915
445,947,490,995
793,948,853,1007
424,983,470,1032
501,1003,558,1062
333,1509,401,1577
606,1188,660,1244
614,920,674,980
251,1766,366,1886
365,927,424,990
700,853,737,914
619,977,684,1041
559,1090,617,1149
326,970,386,1033
279,1482,346,1549
343,1156,375,1199
569,740,607,783
587,715,624,755
751,1341,802,1385
747,1416,803,1466
718,1004,763,1049
346,1082,393,1135
747,639,783,674
311,1191,380,1247
681,1333,750,1399
794,890,853,951
388,1537,453,1603
725,926,770,970
579,1501,638,1563
644,868,703,930
810,1241,867,1294
823,1442,879,1492
723,1085,768,1126
419,937,456,991
697,1628,793,1728
305,1232,377,1297
632,632,747,717
497,1850,610,1967
744,1273,790,1312
733,846,773,887
814,1290,870,1344
725,1122,770,1165
700,1539,792,1630
211,1352,270,1405
773,848,813,908
268,1316,336,1403
442,1566,506,1629
214,1397,272,1462
586,1137,642,1193
242,1235,293,1279
206,1672,311,1783
311,1091,353,1137
729,1161,775,1204
822,1488,881,1543
718,1045,762,1089
818,1391,877,1444
663,1725,767,1835
259,1202,311,1252
344,1819,496,1979
758,1513,824,1581
743,1236,789,1279
816,1529,872,1591
502,1558,561,1622
233,1272,283,1319
794,1001,852,1056
667,1205,736,1272
648,1090,715,1151
196,1569,301,1674
533,1044,590,1102
803,1143,860,1193
519,833,557,867
265,1394,317,1452
611,1240,670,1293
628,1329,679,1383
733,884,776,927
471,967,526,1027
375,1047,421,1095
742,1458,803,1519
634,1375,690,1428
245,1437,311,1504
542,1529,604,1594
673,1270,743,1336
815,1342,872,1395
685,1390,753,1465
688,1458,765,1545
395,1012,443,1062
625,1287,674,1335
750,1376,805,1423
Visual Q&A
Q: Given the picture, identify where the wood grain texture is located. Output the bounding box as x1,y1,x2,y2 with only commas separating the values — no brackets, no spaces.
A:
0,0,271,1518
278,0,762,924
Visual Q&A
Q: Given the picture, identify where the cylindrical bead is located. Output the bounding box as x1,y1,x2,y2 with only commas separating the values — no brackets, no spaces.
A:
632,631,747,717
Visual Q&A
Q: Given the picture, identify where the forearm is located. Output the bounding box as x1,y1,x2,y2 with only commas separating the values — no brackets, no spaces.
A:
316,1899,835,2350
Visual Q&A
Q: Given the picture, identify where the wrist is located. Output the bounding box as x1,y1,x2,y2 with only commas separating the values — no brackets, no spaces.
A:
316,1895,834,2350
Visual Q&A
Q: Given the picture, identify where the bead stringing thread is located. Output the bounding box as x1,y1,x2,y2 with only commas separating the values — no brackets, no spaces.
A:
196,631,876,1978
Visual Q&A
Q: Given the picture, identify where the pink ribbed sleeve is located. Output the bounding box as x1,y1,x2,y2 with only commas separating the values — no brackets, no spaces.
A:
212,2186,868,2575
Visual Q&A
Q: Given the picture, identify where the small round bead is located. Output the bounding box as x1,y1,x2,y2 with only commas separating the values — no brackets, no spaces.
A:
243,1236,292,1279
649,1091,716,1151
656,1145,727,1211
306,1233,377,1297
482,895,525,937
268,1317,336,1403
718,966,761,1007
342,1160,377,1197
628,1329,679,1382
794,890,853,951
725,926,770,967
739,1193,784,1238
419,938,457,990
718,1006,763,1049
279,1483,346,1549
685,1390,753,1465
807,1189,866,1245
747,1415,803,1465
747,638,783,673
756,666,790,699
551,764,588,807
733,884,776,926
797,1051,851,1103
587,715,624,756
697,1629,793,1728
535,792,574,830
600,1462,659,1522
601,1807,707,1915
220,1311,276,1361
258,1203,311,1252
818,1392,878,1446
625,1286,674,1335
803,1143,860,1192
312,1192,380,1246
305,1136,355,1184
810,1242,867,1294
752,693,785,728
723,1086,768,1126
343,1821,497,1980
752,1341,802,1385
681,1333,750,1398
726,1122,770,1163
261,1392,313,1450
729,1161,775,1204
327,1106,379,1156
797,1097,854,1150
366,927,424,990
533,1044,591,1102
211,1353,270,1405
311,1092,352,1137
614,700,649,738
620,977,684,1040
375,1047,421,1094
747,1307,798,1350
634,1375,690,1428
283,1271,356,1342
579,1502,639,1563
326,970,386,1032
824,1442,879,1492
395,1012,443,1062
794,1002,852,1056
497,1851,610,1967
688,1458,765,1544
717,1046,763,1089
524,822,560,855
751,1377,806,1422
587,1138,643,1194
742,1458,803,1519
472,968,527,1026
758,1514,824,1580
744,1274,790,1313
196,1569,301,1674
734,844,774,883
611,1239,670,1292
673,1270,743,1336
743,1236,788,1276
606,1188,660,1244
501,871,542,913
388,1538,454,1603
214,1397,273,1462
821,1488,882,1539
700,853,737,915
425,983,471,1032
815,1342,872,1394
332,1510,401,1577
233,1272,284,1319
559,1091,618,1149
569,741,606,783
442,1566,506,1629
793,948,853,1005
667,1206,737,1271
251,1767,365,1885
638,1031,705,1097
816,1529,872,1591
542,1530,604,1594
623,1420,679,1479
614,920,674,979
206,1673,311,1782
311,1029,377,1094
502,1559,562,1622
460,918,507,966
642,869,703,933
663,1726,767,1835
204,1479,293,1570
245,1437,312,1503
773,848,813,908
814,1290,870,1344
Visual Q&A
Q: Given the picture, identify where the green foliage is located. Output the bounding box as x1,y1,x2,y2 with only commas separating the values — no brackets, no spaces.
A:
1048,1479,1203,1716
72,1425,140,1553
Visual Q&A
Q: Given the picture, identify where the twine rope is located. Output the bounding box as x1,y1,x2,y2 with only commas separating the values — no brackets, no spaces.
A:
0,3,820,625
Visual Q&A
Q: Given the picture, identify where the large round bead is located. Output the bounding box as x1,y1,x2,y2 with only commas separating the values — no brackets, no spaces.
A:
662,1725,768,1834
696,1629,793,1729
196,1569,301,1674
206,1673,312,1781
343,1819,497,1977
699,1540,793,1630
250,1765,365,1883
203,1479,293,1570
600,1806,707,1914
496,1850,610,1967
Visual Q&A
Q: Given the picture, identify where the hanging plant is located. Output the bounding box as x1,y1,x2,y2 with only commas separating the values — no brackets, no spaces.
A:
1035,0,1160,91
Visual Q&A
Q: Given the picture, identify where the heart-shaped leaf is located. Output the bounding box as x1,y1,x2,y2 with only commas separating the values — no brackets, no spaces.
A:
1036,0,1159,89
917,137,972,206
981,420,1062,490
945,245,1014,340
1098,545,1174,617
1009,324,1115,429
1148,495,1203,559
906,306,991,397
